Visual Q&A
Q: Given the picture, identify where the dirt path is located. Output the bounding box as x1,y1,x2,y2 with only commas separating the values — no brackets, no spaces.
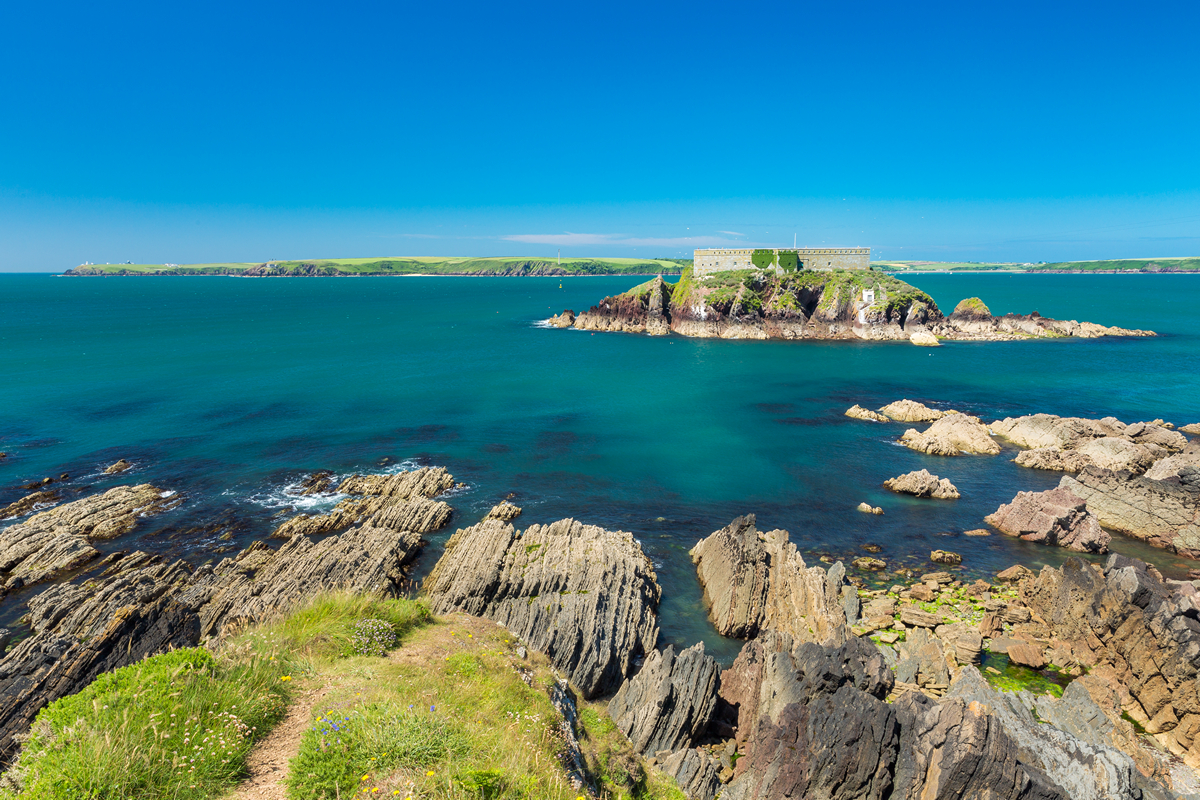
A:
229,684,331,800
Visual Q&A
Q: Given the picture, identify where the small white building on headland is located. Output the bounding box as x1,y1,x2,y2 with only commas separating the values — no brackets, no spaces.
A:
693,247,870,278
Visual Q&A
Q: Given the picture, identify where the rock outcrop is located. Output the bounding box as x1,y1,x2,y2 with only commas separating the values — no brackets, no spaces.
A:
0,490,61,520
0,484,180,596
103,459,133,474
547,310,575,328
845,404,889,423
423,517,661,698
900,413,1001,456
271,466,454,539
883,470,960,499
856,502,884,515
1061,466,1200,558
689,515,854,645
986,486,1111,553
878,399,948,423
1021,556,1200,771
996,414,1185,475
484,501,522,521
608,643,720,756
909,330,940,346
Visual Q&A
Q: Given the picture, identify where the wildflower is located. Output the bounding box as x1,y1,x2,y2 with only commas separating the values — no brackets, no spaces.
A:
426,770,435,776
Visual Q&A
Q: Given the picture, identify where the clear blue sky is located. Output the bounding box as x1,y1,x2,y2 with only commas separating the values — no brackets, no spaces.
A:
3,0,1199,270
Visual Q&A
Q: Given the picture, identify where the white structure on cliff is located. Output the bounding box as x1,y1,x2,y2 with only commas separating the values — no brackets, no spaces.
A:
693,247,870,278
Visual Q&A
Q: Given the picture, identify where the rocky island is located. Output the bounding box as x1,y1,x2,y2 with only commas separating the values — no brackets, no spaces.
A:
553,269,1154,342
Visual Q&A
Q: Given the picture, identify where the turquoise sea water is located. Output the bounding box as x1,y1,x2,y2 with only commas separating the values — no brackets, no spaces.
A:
2,273,1198,661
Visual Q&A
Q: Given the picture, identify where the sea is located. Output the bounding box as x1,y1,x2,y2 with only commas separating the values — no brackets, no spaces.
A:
2,272,1198,662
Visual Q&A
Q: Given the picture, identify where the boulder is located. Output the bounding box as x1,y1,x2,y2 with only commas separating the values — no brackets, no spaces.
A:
1060,466,1200,558
852,556,887,571
997,564,1035,583
877,399,948,423
271,466,454,539
102,459,133,475
608,643,720,756
909,330,940,346
1075,437,1162,473
689,515,854,646
548,309,576,328
986,486,1110,553
900,606,941,629
845,405,889,423
424,517,660,698
1123,421,1188,452
658,749,721,800
1007,642,1047,669
930,550,961,565
1180,423,1200,436
1144,441,1200,481
484,500,522,521
991,413,1124,450
883,470,960,500
856,502,884,515
900,413,1001,456
294,470,334,495
0,484,180,595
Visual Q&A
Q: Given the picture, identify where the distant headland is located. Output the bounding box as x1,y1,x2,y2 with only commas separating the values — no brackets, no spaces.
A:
60,255,1200,276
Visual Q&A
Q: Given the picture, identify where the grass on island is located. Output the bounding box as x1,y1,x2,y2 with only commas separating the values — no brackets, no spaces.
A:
67,257,690,277
1,592,682,800
876,258,1200,273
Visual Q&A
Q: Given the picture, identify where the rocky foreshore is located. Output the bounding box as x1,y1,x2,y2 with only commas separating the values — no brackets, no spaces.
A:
556,271,1155,342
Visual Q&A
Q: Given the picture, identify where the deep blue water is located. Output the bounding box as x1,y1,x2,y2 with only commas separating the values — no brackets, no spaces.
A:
2,272,1198,661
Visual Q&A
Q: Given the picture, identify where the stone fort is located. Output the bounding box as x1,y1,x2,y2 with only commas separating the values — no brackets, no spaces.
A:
693,247,870,278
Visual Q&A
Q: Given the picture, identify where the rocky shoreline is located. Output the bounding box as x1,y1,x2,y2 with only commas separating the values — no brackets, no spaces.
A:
2,440,1199,798
550,271,1155,342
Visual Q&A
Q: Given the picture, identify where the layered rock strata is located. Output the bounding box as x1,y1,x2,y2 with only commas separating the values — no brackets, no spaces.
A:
883,470,960,499
986,486,1111,553
900,413,1001,456
689,514,854,645
608,643,720,756
0,484,180,596
423,517,661,698
1061,466,1200,558
271,466,454,539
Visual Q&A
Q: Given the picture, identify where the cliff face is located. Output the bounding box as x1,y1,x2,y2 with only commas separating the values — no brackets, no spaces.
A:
569,272,1154,341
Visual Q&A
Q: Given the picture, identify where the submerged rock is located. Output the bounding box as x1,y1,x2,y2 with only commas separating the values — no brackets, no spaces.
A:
689,514,854,645
883,469,960,499
900,413,1001,456
845,404,889,423
986,486,1110,553
102,459,133,475
423,517,661,698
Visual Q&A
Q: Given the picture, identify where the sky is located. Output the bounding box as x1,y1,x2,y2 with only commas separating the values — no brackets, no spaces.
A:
2,0,1199,270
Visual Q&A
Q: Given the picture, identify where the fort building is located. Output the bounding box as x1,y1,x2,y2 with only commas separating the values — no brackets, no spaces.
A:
693,247,870,278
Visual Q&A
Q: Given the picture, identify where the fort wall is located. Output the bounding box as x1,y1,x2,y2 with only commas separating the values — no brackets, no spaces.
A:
693,247,870,278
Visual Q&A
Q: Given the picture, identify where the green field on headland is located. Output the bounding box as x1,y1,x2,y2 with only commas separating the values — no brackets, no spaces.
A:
875,257,1200,273
64,257,689,277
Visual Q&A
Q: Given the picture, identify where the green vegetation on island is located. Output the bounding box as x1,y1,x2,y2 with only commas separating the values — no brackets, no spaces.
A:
875,257,1200,273
1,592,681,800
63,257,689,277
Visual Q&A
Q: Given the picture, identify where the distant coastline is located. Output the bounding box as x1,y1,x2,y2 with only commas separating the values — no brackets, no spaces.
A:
59,255,1200,277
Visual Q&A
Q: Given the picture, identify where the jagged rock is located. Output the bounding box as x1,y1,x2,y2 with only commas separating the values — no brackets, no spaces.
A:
997,564,1035,583
856,501,884,515
424,518,660,698
900,413,1001,456
271,466,454,539
1060,466,1200,558
930,550,961,565
0,484,179,594
102,459,133,475
1124,421,1189,452
548,309,575,328
845,405,889,423
689,514,853,645
909,330,940,346
1015,446,1094,472
896,626,951,689
986,486,1110,553
484,501,522,521
1007,642,1047,669
608,643,719,756
883,469,960,499
878,399,948,423
658,749,721,800
0,490,61,520
852,557,887,571
294,469,334,495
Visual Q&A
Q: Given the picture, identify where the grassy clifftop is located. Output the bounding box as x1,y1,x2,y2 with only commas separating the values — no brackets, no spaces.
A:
64,257,689,277
875,258,1200,273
